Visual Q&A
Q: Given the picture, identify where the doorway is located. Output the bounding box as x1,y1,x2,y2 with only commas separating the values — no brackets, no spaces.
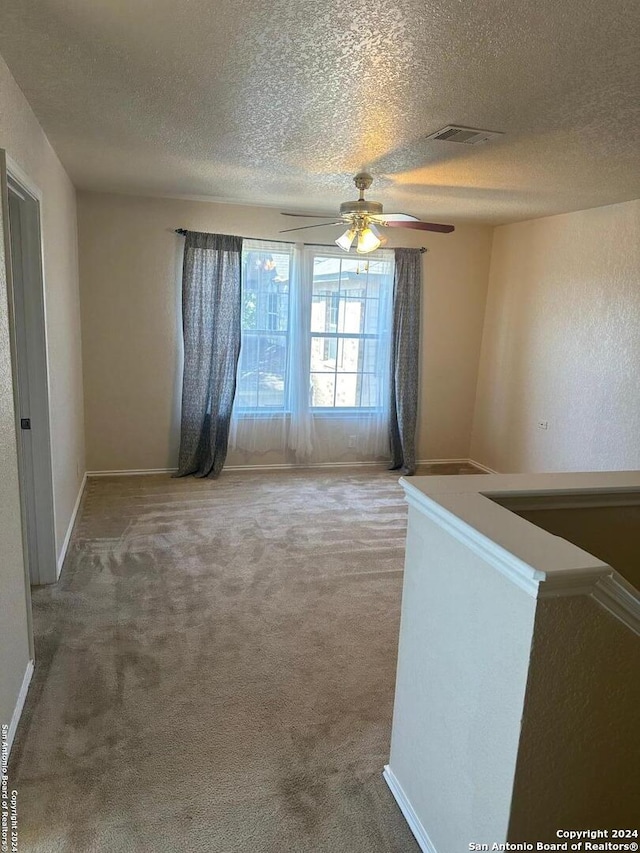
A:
5,163,57,586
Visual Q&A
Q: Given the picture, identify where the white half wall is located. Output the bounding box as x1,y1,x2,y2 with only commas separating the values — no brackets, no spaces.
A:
77,191,492,472
471,199,640,473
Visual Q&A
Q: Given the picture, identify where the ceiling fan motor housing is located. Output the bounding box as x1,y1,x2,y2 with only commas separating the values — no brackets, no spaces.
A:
340,199,384,217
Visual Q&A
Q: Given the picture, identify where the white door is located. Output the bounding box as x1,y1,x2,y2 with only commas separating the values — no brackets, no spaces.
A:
2,151,57,585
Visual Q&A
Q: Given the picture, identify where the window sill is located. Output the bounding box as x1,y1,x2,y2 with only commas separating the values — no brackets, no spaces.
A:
234,409,383,419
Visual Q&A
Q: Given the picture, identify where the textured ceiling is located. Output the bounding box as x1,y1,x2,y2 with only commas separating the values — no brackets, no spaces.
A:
1,0,640,223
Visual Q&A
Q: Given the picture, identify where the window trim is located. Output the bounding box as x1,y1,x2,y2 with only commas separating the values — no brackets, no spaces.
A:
236,240,394,416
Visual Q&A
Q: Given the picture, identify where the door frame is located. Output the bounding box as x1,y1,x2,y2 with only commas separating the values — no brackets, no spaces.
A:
2,151,57,588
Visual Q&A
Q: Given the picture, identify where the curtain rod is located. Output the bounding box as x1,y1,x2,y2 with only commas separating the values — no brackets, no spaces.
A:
174,229,427,253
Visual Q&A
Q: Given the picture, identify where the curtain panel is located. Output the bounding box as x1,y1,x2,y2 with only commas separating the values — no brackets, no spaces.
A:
175,231,243,478
389,248,422,475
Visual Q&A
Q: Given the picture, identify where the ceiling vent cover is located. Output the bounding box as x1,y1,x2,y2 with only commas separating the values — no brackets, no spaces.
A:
426,125,504,145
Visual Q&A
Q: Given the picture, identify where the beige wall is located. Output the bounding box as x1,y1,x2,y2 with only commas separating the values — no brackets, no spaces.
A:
471,199,640,473
0,154,31,734
77,191,492,472
0,54,84,730
0,53,85,556
509,594,640,839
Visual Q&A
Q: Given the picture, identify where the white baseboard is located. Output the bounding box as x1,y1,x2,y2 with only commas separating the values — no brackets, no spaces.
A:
226,460,390,471
86,459,487,477
87,468,178,477
416,458,469,466
7,660,34,757
56,473,87,578
383,765,437,853
468,459,499,474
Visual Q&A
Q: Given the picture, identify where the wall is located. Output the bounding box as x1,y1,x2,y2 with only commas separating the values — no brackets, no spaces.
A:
0,54,84,733
0,53,85,557
388,505,537,851
471,199,640,473
0,155,32,737
509,595,640,839
77,191,492,472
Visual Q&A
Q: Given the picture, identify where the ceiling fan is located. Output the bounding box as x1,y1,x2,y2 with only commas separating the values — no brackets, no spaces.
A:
280,172,454,254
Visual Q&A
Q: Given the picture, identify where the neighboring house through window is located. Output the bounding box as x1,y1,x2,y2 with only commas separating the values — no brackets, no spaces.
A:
235,240,395,417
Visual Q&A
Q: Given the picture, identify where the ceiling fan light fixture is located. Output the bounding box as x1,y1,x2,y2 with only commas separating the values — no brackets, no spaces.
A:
356,223,381,254
335,227,357,251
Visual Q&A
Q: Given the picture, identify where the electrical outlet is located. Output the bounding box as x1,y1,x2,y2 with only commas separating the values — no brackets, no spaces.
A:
348,435,357,449
537,420,549,431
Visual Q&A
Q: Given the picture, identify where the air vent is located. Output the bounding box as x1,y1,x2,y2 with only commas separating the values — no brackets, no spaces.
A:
426,125,504,145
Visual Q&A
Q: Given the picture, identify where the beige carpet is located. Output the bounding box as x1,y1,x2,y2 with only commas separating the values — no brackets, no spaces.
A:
10,465,477,852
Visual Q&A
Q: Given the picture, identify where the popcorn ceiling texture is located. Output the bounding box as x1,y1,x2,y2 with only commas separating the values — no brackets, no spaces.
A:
1,0,640,223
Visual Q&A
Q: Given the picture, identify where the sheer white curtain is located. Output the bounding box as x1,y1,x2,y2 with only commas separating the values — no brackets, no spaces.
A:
229,239,297,457
230,241,395,464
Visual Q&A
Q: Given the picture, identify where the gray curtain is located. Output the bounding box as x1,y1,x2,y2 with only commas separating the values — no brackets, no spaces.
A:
175,231,243,478
389,248,422,475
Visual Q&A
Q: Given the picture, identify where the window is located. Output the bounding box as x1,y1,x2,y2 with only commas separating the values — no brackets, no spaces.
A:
235,242,394,414
235,243,292,411
310,254,393,410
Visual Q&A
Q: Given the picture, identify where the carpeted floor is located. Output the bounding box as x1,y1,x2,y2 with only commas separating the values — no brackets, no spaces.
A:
10,465,478,852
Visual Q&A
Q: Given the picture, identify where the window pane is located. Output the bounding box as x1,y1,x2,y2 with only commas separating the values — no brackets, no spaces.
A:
335,337,363,372
310,335,337,372
311,286,339,334
256,335,286,408
309,250,394,411
238,242,291,410
337,296,363,334
335,373,360,407
236,336,259,409
361,338,381,374
310,373,335,407
359,373,382,408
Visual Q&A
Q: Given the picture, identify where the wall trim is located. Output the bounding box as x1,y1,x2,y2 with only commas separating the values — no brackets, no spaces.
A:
87,468,178,477
537,570,640,636
402,483,546,596
227,460,389,472
417,458,470,466
403,480,640,633
494,490,640,511
468,459,499,474
5,155,43,202
86,458,484,477
591,574,640,637
56,473,86,578
383,765,438,853
536,569,612,599
7,659,34,757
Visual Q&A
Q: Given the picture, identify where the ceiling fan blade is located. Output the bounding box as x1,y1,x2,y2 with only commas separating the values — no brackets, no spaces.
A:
280,222,343,233
382,220,455,233
280,212,338,219
370,213,420,222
